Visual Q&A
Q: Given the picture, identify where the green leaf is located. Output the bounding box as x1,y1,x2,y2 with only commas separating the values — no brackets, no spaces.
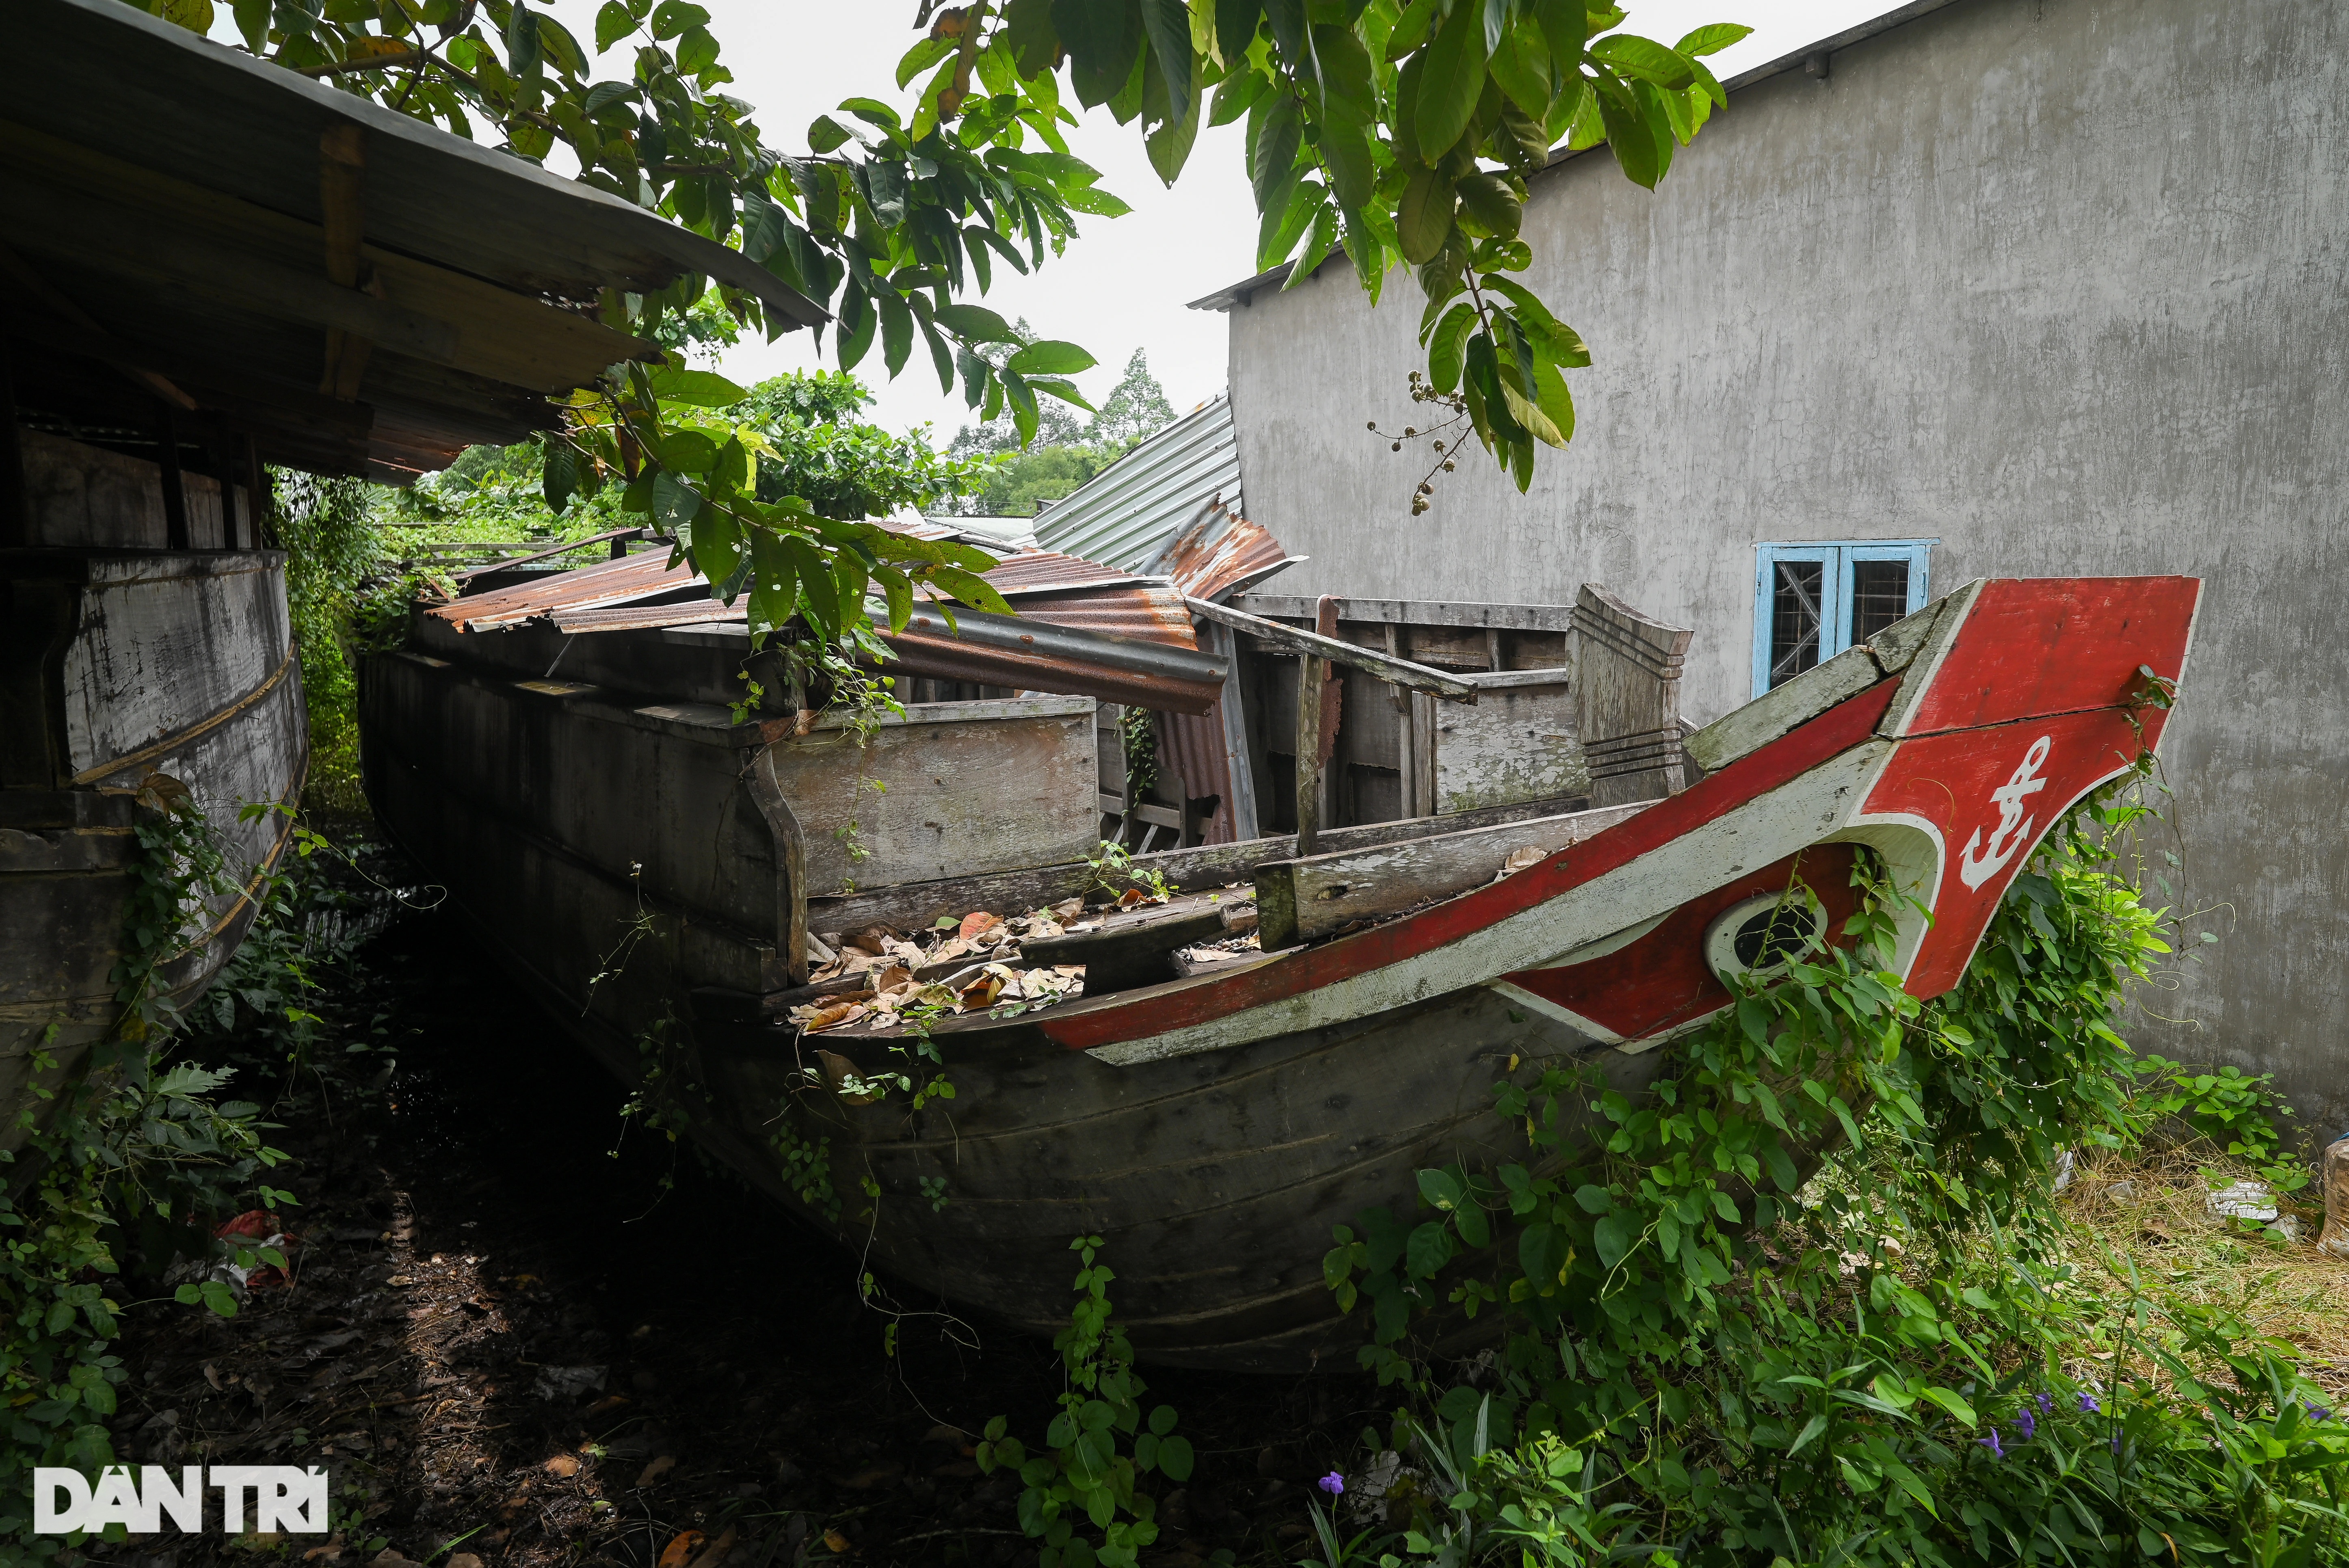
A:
1592,1213,1632,1269
928,567,1015,617
1061,183,1136,216
1005,340,1097,376
808,115,855,154
785,535,838,634
1572,1183,1614,1215
1146,89,1201,184
1413,0,1488,159
1530,0,1588,68
934,303,1016,342
1249,94,1303,214
1787,1411,1830,1456
1454,172,1522,239
877,290,914,377
1396,166,1455,264
1919,1386,1978,1428
1588,33,1696,89
1488,18,1553,118
650,469,703,533
1593,75,1664,188
1417,1168,1463,1211
1139,0,1195,124
1427,303,1475,392
649,367,747,407
594,0,634,51
747,530,800,631
199,1278,239,1317
649,0,709,41
1675,22,1753,57
1156,1433,1195,1482
1404,1219,1453,1278
688,503,741,585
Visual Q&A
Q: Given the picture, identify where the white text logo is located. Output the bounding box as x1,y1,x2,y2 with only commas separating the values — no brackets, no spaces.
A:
1957,734,2052,891
32,1465,328,1535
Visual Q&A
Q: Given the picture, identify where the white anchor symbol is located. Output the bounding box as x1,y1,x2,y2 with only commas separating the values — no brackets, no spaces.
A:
1957,735,2052,891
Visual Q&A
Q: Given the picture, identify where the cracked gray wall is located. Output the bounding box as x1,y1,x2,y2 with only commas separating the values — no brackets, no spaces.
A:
1220,0,2349,1133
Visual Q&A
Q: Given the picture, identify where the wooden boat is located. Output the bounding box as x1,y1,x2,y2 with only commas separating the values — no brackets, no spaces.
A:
362,571,2198,1370
0,433,305,1142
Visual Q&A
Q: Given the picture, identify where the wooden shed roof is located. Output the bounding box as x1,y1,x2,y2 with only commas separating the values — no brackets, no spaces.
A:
2,0,824,482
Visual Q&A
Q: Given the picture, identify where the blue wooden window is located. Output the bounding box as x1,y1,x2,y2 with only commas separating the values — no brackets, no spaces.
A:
1751,540,1934,695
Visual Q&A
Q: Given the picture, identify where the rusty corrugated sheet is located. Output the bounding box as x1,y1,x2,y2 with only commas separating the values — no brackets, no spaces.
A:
1155,705,1239,844
428,538,1223,712
1147,502,1302,604
427,548,692,632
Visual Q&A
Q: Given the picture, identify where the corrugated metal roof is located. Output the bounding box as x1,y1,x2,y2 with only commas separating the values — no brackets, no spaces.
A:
1032,394,1245,571
1144,500,1301,604
420,538,1225,712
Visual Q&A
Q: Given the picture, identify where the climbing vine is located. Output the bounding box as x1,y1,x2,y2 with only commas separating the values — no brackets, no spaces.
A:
1,782,302,1555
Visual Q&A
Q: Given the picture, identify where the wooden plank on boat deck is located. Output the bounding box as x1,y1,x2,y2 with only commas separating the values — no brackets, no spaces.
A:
803,792,1592,935
1254,800,1653,951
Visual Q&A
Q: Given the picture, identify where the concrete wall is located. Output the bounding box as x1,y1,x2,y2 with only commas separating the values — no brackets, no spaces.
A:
1220,0,2349,1133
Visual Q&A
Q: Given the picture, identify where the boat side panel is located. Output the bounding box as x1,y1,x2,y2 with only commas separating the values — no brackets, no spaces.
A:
703,985,1656,1370
1041,681,1901,1057
61,555,290,777
366,653,781,943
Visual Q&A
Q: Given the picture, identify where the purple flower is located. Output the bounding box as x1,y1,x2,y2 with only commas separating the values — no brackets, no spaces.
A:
2077,1391,2101,1414
2014,1408,2038,1442
2308,1404,2333,1424
2035,1393,2054,1417
1317,1472,1345,1497
1978,1430,2005,1459
2109,1436,2124,1454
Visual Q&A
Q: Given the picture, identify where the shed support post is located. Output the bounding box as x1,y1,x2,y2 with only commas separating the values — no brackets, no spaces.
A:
1294,651,1322,856
156,401,188,549
748,746,811,985
0,338,27,548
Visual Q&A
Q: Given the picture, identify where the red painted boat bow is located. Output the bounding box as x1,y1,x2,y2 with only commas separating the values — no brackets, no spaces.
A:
1040,577,2200,1061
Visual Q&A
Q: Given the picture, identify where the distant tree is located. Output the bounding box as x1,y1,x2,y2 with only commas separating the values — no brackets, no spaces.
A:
1086,350,1179,448
943,333,1175,516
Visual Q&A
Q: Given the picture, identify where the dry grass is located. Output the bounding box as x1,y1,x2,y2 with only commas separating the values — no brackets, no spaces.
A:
2057,1140,2349,1402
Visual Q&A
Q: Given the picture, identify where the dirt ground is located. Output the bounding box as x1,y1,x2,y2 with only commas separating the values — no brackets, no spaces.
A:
91,893,1377,1568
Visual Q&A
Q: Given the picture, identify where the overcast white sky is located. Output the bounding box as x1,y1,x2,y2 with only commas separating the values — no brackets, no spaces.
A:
243,2,1901,440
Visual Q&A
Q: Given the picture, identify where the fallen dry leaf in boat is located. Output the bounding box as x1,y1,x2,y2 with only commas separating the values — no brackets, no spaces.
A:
685,1526,737,1568
1495,846,1545,881
929,936,973,964
446,1555,482,1568
542,1454,580,1477
836,1460,904,1489
1052,897,1084,920
1117,888,1149,908
818,1050,885,1103
822,1531,852,1555
657,1531,705,1568
842,928,891,956
635,1453,675,1486
870,964,911,993
959,973,1004,1010
958,911,1000,939
796,999,869,1033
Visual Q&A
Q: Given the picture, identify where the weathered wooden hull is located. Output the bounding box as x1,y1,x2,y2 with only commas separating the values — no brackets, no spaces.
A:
361,577,2199,1370
1,547,307,1144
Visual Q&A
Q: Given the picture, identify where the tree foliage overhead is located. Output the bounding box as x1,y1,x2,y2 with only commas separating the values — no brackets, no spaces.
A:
167,0,1741,638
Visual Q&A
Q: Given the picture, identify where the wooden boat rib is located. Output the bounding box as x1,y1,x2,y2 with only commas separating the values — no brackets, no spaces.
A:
363,573,2198,1371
